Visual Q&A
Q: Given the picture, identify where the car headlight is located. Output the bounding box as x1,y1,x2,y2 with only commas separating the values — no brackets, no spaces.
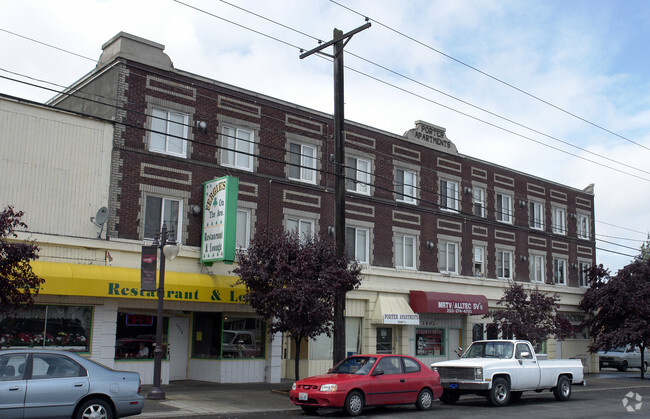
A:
431,366,438,372
292,383,296,391
474,367,483,380
320,384,338,392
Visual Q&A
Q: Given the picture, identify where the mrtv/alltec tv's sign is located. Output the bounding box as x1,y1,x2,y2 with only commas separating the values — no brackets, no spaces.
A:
201,176,239,264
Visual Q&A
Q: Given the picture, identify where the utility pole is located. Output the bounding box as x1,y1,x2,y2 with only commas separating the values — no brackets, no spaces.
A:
300,22,371,364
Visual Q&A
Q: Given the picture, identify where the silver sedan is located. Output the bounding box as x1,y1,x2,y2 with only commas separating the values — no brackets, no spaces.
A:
0,349,144,419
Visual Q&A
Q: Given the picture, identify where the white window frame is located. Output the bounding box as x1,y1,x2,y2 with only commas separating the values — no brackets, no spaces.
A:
529,254,545,283
473,187,485,217
236,208,251,250
440,179,459,212
496,193,513,224
288,142,316,184
473,245,485,277
221,125,254,171
346,226,369,263
553,257,567,285
496,250,512,279
439,241,458,274
395,168,417,204
552,206,566,235
286,217,315,242
150,107,189,157
529,201,544,230
144,195,183,243
579,261,591,288
577,213,590,240
346,156,371,195
395,234,416,269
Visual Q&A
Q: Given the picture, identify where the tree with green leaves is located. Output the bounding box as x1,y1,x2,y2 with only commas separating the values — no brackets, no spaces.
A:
0,206,43,314
637,233,650,262
485,281,572,351
233,227,362,380
579,261,650,378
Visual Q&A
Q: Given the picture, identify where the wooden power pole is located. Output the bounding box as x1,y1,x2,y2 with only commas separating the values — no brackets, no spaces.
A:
300,23,371,364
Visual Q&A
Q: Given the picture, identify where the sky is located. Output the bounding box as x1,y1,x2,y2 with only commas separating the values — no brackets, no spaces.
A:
1,0,649,273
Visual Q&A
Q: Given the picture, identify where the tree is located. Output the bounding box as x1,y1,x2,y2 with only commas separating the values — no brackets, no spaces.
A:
485,281,572,351
0,206,43,314
579,261,650,378
233,227,362,380
636,233,650,262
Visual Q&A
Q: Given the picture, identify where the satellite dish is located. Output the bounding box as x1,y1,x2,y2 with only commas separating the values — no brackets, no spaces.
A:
91,207,109,238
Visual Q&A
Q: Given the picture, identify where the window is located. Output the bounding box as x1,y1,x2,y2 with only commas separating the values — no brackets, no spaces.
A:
530,254,545,283
416,328,444,356
376,327,392,354
115,312,168,360
0,353,26,381
31,353,85,379
346,226,369,263
287,217,314,241
579,262,591,287
395,168,417,203
553,257,567,285
288,142,316,183
577,213,590,239
376,356,403,375
473,246,485,277
144,195,182,243
497,250,512,279
529,201,544,230
438,241,458,274
221,125,254,171
191,313,265,359
346,156,371,195
395,234,416,269
473,187,485,217
440,179,459,211
552,207,566,235
150,108,188,157
236,208,251,250
496,193,512,223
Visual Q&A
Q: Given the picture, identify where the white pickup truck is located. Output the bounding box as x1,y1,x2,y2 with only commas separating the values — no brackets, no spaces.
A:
432,339,585,406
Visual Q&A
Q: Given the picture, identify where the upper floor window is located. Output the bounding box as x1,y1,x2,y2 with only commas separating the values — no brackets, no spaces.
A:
553,257,567,285
288,142,316,184
440,179,459,211
496,193,512,224
236,208,251,250
395,168,417,204
496,250,512,279
346,226,369,263
473,187,485,217
221,125,254,171
577,213,590,239
552,207,566,235
473,245,485,277
395,234,416,269
529,201,544,230
287,217,314,242
346,157,371,195
438,241,458,274
530,254,545,283
144,195,182,243
150,108,188,157
579,262,591,287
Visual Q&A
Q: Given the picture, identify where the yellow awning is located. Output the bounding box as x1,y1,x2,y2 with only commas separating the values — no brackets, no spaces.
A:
31,261,246,304
371,294,419,325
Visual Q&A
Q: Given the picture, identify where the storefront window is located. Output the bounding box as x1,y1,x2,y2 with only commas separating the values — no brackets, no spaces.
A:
416,328,444,356
115,312,168,360
0,305,91,352
192,313,265,359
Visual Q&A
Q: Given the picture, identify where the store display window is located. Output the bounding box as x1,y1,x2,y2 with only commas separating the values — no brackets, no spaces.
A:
115,312,167,360
416,328,444,356
192,313,265,359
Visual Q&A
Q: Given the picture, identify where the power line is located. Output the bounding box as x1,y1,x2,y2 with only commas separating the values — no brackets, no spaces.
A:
0,28,96,62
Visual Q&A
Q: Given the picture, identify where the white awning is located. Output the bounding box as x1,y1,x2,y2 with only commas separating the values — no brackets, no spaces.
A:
371,294,420,325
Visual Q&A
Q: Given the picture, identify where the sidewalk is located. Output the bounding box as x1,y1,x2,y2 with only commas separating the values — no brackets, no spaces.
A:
138,373,650,418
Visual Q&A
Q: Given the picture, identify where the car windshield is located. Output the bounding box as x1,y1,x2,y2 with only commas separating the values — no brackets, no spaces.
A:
462,342,514,359
329,356,377,375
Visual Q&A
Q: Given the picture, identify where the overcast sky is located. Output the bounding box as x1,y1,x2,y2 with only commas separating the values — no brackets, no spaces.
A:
1,0,648,273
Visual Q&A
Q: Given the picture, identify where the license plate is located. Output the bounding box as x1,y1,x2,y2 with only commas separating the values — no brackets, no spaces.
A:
299,392,308,401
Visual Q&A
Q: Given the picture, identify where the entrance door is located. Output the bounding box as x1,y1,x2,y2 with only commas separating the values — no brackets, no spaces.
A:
376,327,393,354
448,328,461,359
169,317,189,381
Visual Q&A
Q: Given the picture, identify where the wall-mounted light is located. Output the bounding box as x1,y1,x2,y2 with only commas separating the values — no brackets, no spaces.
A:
464,186,472,195
571,213,577,220
572,263,578,270
426,241,435,250
519,200,527,208
328,226,335,236
520,255,527,262
196,121,207,132
190,205,202,216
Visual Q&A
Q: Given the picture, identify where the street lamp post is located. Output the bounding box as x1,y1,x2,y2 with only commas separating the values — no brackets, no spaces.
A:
147,222,179,400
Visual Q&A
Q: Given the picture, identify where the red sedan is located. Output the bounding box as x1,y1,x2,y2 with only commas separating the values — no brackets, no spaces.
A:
289,354,443,416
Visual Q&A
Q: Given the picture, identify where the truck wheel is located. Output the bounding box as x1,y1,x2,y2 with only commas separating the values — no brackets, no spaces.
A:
553,375,571,401
440,389,460,404
487,378,511,407
344,391,364,416
415,388,433,411
618,361,628,372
